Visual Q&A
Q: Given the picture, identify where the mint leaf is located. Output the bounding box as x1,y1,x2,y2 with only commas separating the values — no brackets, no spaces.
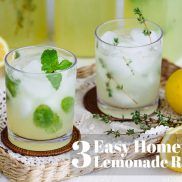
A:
47,73,62,90
41,49,73,90
57,60,73,70
15,51,20,59
5,74,19,97
33,104,62,133
41,49,59,73
61,97,74,113
46,113,62,133
33,105,54,128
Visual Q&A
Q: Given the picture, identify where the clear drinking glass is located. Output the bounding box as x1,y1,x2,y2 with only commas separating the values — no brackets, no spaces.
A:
5,46,77,151
95,19,163,118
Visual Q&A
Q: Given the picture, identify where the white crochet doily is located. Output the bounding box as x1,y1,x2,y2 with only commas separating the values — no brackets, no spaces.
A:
0,76,169,166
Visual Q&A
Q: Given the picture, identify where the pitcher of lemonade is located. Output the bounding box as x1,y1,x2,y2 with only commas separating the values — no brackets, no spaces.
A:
124,0,182,63
54,0,120,57
0,0,48,48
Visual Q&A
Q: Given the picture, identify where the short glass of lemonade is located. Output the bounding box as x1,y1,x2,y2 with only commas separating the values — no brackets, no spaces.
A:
5,46,77,151
95,19,163,118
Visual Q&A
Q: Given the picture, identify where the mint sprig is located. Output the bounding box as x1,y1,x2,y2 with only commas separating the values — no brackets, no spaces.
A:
41,49,72,90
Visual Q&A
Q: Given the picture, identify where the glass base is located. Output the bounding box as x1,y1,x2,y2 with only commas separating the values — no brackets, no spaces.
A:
8,130,72,151
97,99,158,119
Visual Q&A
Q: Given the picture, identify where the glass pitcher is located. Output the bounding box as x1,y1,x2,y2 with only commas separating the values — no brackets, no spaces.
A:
54,0,122,57
0,0,48,48
124,0,182,63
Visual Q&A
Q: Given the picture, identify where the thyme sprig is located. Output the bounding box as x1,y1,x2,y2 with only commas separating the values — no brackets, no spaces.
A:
98,58,138,104
105,129,143,138
155,111,182,127
123,56,135,76
93,111,182,137
113,37,119,46
134,8,152,43
93,114,110,124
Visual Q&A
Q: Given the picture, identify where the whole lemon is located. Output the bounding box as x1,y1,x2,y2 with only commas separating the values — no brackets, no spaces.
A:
165,69,182,114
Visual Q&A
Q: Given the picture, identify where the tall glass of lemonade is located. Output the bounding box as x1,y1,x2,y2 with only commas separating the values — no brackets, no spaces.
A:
0,0,48,48
124,0,182,63
5,46,77,151
54,0,117,57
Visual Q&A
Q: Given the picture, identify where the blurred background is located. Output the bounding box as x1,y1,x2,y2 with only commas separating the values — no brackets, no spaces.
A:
0,0,182,64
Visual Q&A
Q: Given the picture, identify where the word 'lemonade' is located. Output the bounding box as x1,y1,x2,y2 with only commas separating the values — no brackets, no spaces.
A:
5,47,76,151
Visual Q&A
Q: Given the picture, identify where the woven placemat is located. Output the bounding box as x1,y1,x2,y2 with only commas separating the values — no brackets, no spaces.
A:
1,126,80,157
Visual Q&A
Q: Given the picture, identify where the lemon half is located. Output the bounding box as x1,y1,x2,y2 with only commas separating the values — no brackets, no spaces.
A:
160,126,182,172
165,69,182,114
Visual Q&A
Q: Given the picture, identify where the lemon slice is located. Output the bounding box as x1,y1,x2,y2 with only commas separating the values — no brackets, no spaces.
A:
0,37,9,68
160,126,182,172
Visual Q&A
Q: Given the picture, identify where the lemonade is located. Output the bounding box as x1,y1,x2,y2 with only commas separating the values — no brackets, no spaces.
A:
5,46,77,151
124,0,182,63
54,0,116,57
95,19,163,118
0,0,47,48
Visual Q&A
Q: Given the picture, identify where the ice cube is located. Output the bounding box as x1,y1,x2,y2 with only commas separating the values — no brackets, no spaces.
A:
21,75,54,99
17,96,34,118
101,31,118,44
45,93,60,112
23,60,42,73
19,59,54,98
131,28,158,46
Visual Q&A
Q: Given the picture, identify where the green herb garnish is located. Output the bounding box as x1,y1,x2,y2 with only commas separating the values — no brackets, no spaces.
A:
134,8,151,42
5,74,19,97
15,51,20,59
123,56,134,76
113,37,119,46
47,74,62,90
93,114,110,123
116,85,123,90
98,58,137,104
126,129,135,136
33,104,62,133
105,129,142,138
41,49,72,90
94,110,182,138
61,97,74,113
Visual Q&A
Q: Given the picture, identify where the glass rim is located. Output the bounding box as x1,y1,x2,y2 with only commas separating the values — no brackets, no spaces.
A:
5,45,77,75
95,18,163,48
